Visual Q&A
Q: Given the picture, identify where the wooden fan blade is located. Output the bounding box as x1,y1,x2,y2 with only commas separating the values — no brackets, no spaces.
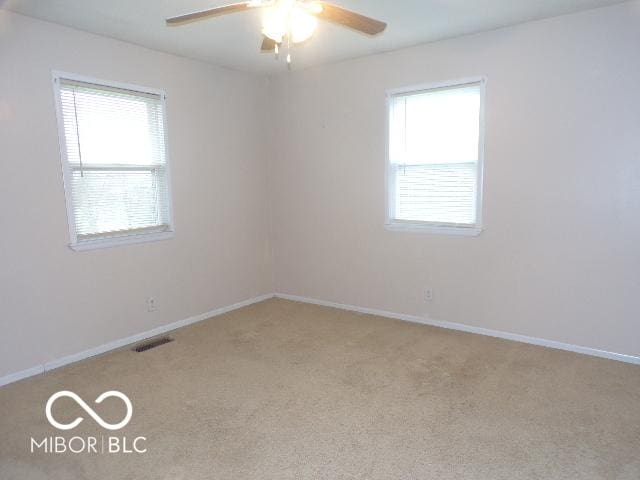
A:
314,2,386,35
261,36,277,52
166,2,253,26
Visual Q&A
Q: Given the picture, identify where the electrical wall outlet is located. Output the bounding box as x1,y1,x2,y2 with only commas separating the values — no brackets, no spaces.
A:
147,297,156,312
424,288,433,303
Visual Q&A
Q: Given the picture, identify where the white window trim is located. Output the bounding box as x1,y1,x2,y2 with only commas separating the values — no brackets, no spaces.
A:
51,70,175,251
384,76,487,236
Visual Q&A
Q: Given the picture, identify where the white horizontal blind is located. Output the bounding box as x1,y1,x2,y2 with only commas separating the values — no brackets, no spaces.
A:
388,82,482,226
58,78,171,242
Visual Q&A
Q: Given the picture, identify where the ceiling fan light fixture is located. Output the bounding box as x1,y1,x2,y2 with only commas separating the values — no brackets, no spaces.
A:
262,0,318,45
166,0,387,69
262,4,286,43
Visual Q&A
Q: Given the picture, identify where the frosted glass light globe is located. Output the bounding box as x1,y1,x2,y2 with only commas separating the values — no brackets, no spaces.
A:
290,7,318,43
262,0,319,45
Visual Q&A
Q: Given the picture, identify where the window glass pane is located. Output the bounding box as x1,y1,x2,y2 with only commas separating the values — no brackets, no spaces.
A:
59,86,165,167
388,81,483,227
393,163,477,224
70,168,170,238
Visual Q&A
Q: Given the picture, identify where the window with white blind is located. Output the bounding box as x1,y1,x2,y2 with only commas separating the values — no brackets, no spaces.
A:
386,78,485,235
53,72,174,251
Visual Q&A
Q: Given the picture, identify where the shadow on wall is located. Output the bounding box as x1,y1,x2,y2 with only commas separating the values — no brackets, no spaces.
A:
0,2,11,30
0,100,12,122
0,5,12,121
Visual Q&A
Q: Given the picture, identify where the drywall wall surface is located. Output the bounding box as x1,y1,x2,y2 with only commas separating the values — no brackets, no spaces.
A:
0,11,273,377
268,2,640,357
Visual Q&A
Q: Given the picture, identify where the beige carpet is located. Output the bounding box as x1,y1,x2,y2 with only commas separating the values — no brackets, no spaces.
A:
1,299,639,479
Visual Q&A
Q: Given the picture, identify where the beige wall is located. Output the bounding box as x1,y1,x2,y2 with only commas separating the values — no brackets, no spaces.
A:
269,2,640,357
0,11,273,377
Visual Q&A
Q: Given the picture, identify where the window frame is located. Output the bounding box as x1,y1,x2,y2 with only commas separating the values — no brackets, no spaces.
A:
52,71,175,251
384,77,487,236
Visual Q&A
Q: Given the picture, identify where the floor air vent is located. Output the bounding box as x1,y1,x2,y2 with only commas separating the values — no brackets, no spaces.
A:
133,337,174,353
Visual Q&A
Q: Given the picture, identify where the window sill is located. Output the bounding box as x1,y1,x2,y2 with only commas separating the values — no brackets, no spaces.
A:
69,230,175,252
385,222,483,237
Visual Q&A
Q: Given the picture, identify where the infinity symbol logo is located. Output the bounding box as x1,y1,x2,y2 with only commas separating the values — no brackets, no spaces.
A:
45,391,133,431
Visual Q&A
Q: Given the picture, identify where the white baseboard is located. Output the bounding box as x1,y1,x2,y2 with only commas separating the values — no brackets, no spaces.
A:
0,365,46,388
2,291,638,388
0,294,274,388
274,293,640,366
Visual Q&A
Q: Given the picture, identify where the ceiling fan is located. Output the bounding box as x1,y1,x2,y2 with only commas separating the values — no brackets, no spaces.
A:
166,0,387,67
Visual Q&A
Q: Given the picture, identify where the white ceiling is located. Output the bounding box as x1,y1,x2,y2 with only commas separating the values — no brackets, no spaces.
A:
2,0,628,74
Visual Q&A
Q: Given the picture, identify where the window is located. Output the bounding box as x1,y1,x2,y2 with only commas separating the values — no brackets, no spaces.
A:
53,72,173,251
386,78,485,235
